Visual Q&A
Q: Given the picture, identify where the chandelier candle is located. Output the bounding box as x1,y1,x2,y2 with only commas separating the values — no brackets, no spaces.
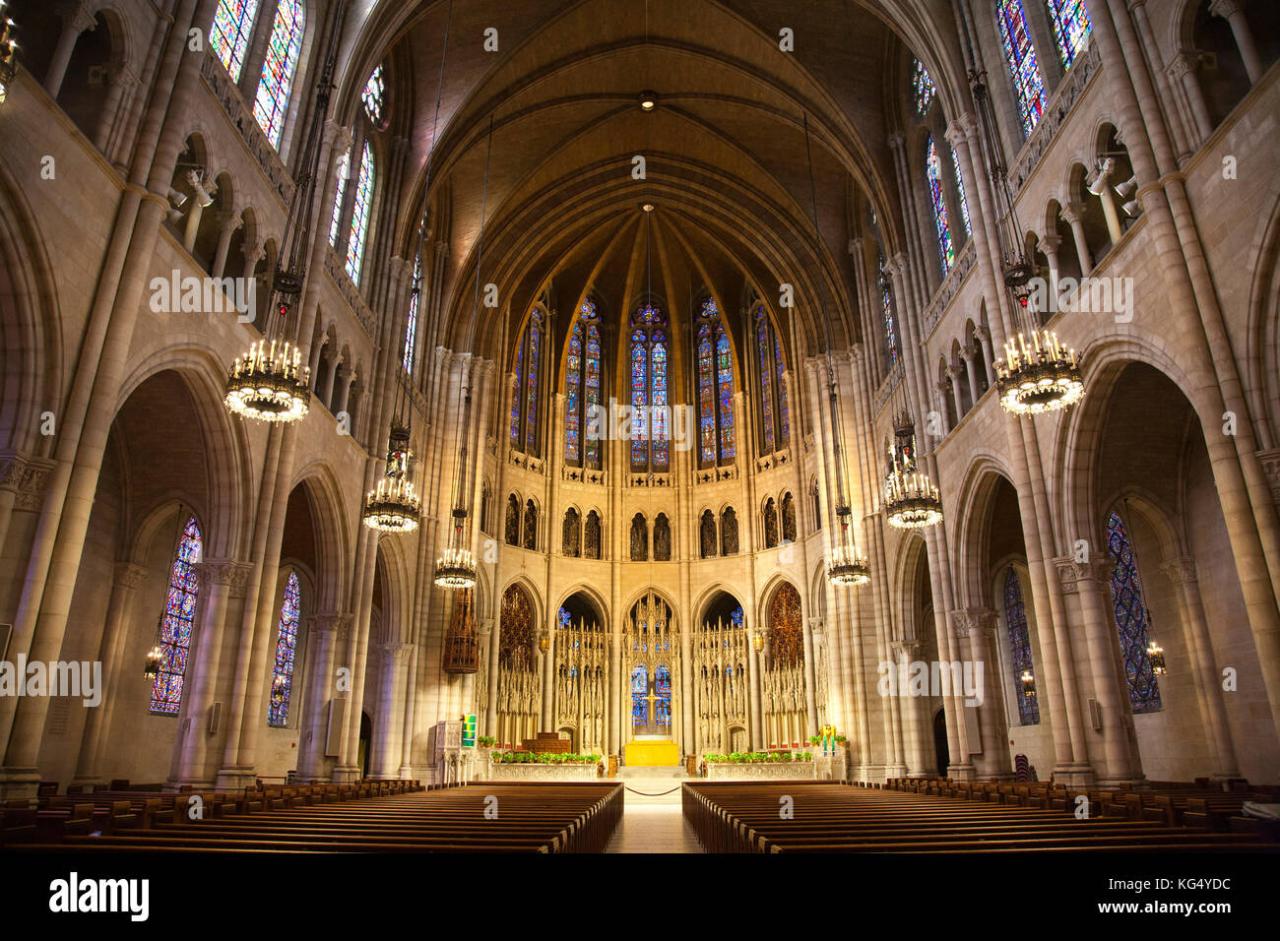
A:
225,338,311,422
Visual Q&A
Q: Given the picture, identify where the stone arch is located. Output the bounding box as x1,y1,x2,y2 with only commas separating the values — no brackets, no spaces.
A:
950,453,1020,611
285,465,354,617
555,585,608,631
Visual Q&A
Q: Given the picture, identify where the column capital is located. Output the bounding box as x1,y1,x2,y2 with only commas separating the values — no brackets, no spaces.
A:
312,612,354,642
1208,0,1244,20
1159,556,1199,585
1053,556,1112,593
1166,52,1198,81
378,642,414,663
0,450,55,510
1038,232,1063,254
193,560,254,597
325,121,354,155
891,639,921,659
57,0,98,34
1059,202,1084,225
886,132,905,152
951,607,996,637
945,113,978,149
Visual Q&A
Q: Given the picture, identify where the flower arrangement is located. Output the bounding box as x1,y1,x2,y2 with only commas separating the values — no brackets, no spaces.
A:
491,751,601,764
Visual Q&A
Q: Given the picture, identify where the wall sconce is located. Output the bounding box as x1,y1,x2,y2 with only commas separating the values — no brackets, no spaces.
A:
1020,669,1036,699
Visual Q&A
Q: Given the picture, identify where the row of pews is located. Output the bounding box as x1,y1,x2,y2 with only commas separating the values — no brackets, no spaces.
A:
3,780,623,853
883,776,1280,837
682,781,1280,853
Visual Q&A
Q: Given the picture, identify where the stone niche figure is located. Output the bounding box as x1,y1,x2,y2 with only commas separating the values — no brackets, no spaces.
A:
764,498,779,548
721,507,739,555
654,513,671,561
630,513,648,561
563,508,581,558
700,510,717,559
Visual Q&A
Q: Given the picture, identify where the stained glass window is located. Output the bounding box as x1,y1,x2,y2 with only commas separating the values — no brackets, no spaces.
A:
629,303,669,472
696,297,735,466
879,255,899,370
926,136,955,275
1003,568,1039,725
1106,510,1162,713
565,300,603,469
345,140,375,284
631,665,649,729
150,516,203,715
997,0,1049,137
328,153,348,247
655,664,672,731
912,58,936,115
952,145,972,236
754,305,790,455
211,0,259,82
511,309,544,456
1047,0,1092,69
267,570,301,727
403,252,421,374
767,582,804,668
499,585,535,669
362,64,386,124
252,0,304,149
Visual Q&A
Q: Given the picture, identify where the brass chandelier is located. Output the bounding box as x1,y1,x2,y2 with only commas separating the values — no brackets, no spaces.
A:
970,69,1084,418
883,413,943,529
0,9,17,106
363,423,421,533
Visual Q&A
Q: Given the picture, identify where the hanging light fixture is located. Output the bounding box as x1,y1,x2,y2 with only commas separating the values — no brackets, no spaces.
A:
1147,638,1168,676
800,114,869,587
1020,669,1037,699
969,69,1084,418
434,102,492,592
143,641,163,679
363,424,421,533
0,10,17,106
225,10,346,423
883,409,943,529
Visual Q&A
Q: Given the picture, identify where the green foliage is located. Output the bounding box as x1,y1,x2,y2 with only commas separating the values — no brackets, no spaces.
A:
477,736,497,747
491,750,601,764
704,751,816,764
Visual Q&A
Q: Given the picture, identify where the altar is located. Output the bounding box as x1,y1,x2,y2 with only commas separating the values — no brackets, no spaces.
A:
624,737,681,767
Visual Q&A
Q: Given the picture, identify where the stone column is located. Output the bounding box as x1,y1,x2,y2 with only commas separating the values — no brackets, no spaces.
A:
1161,557,1240,779
94,63,136,157
169,559,253,787
747,630,763,751
71,562,146,785
1091,159,1125,245
1060,203,1094,277
956,608,1012,779
1209,0,1264,83
1038,233,1062,309
1167,53,1213,145
962,346,980,405
44,0,96,99
333,366,356,419
975,326,997,389
370,643,412,779
210,211,240,280
947,366,965,419
894,640,932,776
319,352,342,407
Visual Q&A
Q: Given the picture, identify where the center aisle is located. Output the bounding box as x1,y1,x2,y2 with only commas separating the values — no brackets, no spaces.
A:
604,768,704,853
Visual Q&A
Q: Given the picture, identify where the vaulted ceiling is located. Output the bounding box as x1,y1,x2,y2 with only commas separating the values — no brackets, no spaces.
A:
336,0,968,360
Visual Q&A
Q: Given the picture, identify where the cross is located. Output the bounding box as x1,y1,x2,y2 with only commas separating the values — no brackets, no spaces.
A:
645,681,659,726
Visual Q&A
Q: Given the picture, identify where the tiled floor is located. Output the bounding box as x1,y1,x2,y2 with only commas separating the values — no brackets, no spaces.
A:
604,771,704,853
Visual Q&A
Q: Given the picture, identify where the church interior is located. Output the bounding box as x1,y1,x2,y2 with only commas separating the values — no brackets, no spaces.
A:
1,0,1279,898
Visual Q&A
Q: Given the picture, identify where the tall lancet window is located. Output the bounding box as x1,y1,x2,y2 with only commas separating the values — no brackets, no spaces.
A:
344,140,375,284
926,136,955,275
630,303,670,473
912,58,936,115
695,297,736,467
150,516,203,715
879,254,899,371
510,308,545,456
268,571,301,727
997,0,1049,137
252,0,305,148
952,145,972,236
1047,0,1092,69
565,300,604,469
1003,568,1039,725
754,305,790,455
361,64,386,125
211,0,260,82
1106,510,1162,713
403,252,421,374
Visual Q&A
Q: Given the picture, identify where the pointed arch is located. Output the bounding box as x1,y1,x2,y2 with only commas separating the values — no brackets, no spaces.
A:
267,569,302,726
252,0,305,148
629,302,669,473
150,515,203,715
695,296,736,467
211,0,260,82
926,135,955,275
510,306,546,457
753,303,790,455
1046,0,1093,69
996,0,1049,137
565,298,604,468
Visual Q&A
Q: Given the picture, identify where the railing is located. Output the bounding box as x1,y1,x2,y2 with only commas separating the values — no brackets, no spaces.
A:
922,241,977,339
1007,41,1103,193
198,51,295,205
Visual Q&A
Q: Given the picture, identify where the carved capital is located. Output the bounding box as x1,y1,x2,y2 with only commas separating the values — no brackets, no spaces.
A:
193,560,254,597
1255,448,1280,505
1054,556,1112,594
324,121,354,155
951,607,996,638
313,613,354,642
0,451,56,511
1038,233,1062,255
1160,556,1198,586
1208,0,1243,20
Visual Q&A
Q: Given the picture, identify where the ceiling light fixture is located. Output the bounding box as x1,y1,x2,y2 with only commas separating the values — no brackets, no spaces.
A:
639,90,657,111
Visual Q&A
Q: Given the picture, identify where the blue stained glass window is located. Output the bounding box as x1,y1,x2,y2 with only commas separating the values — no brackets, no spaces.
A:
631,665,648,729
1106,510,1162,713
696,298,736,467
912,58,936,115
267,571,301,727
328,154,348,247
362,64,386,124
1047,0,1092,69
511,309,544,455
211,0,259,82
879,255,899,370
252,0,304,149
997,0,1049,137
630,305,669,472
403,252,421,374
754,305,791,453
150,516,203,715
730,606,744,628
655,665,672,730
564,300,603,469
345,140,374,284
952,145,972,236
1003,568,1040,725
926,136,955,275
